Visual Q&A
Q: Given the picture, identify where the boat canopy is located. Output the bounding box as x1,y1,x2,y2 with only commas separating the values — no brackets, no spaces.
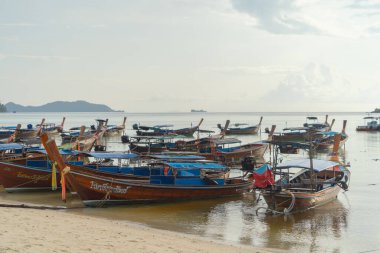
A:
283,127,309,131
317,131,338,136
212,138,241,145
31,149,79,155
161,162,226,170
306,116,318,120
153,124,174,128
233,123,249,127
0,143,24,151
78,152,139,159
148,154,205,160
364,116,376,119
276,159,342,172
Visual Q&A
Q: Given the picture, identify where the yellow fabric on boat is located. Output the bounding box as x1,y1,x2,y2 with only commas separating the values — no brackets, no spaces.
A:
51,162,57,191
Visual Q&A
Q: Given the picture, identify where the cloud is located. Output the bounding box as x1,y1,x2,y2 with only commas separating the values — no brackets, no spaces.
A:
231,0,321,34
231,0,380,37
259,62,375,110
207,65,301,75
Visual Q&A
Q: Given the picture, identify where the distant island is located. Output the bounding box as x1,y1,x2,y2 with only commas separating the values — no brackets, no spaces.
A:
372,108,380,113
191,109,207,113
5,100,120,112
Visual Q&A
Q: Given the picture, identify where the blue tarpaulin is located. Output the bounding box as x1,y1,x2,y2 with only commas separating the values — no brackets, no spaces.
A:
164,162,226,170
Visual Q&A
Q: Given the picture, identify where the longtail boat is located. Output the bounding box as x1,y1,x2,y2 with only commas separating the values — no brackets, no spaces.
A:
0,149,143,192
40,134,250,206
104,117,127,136
356,116,380,131
37,117,65,135
195,125,275,165
257,134,350,214
303,115,332,132
13,118,46,140
272,118,336,143
217,116,263,135
135,119,204,137
314,120,348,150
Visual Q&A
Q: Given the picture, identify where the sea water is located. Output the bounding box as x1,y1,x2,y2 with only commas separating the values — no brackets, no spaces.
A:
0,111,378,253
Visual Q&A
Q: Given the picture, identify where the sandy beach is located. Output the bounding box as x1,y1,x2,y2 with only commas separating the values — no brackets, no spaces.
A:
0,201,277,253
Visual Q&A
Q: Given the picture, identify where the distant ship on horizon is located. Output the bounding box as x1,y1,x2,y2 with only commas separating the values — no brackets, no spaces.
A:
191,109,207,113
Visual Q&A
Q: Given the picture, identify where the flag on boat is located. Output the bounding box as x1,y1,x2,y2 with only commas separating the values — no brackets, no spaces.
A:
253,164,275,188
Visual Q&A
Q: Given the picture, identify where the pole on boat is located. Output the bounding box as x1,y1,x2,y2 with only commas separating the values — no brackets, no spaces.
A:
40,133,71,202
308,132,315,191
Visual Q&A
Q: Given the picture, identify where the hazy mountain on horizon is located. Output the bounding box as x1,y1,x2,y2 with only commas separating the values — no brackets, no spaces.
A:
5,100,119,112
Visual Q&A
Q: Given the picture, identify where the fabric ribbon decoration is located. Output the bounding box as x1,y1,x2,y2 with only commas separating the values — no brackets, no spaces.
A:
51,162,57,191
60,166,71,202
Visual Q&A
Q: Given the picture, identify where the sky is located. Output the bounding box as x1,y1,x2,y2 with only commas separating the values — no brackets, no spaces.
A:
1,0,380,112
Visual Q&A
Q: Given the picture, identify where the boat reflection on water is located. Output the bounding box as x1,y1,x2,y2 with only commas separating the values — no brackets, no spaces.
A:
65,191,348,253
249,196,349,252
0,187,349,252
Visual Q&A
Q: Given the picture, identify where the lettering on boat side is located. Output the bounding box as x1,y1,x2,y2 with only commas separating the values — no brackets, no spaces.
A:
16,172,48,182
90,181,129,194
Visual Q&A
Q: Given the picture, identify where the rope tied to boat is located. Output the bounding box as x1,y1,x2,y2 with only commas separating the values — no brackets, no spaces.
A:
96,178,114,207
283,190,295,214
255,189,295,215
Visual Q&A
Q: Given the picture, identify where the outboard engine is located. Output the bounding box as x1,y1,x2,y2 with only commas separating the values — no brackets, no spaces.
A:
90,125,96,131
27,124,33,129
121,135,130,143
94,145,106,152
241,156,256,172
132,123,139,130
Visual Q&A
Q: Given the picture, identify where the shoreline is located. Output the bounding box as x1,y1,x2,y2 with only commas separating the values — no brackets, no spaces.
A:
0,199,279,253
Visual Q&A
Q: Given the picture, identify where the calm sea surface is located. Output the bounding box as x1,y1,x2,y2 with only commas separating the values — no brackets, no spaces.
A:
1,112,379,253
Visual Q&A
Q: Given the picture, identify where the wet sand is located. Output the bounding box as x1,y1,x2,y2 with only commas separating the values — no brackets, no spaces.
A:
0,200,278,253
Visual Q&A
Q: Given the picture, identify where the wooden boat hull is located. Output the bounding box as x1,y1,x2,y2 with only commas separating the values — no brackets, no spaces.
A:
17,129,38,139
262,186,342,212
0,161,149,192
225,126,259,135
66,170,250,206
104,129,123,137
356,127,380,132
129,142,168,154
200,143,268,165
0,162,59,192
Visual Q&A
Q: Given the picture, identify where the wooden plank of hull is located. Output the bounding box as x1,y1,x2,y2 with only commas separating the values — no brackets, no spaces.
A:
173,127,198,137
17,130,38,139
129,143,168,153
225,127,259,135
0,162,58,192
262,186,342,212
356,128,379,132
68,171,250,206
104,129,123,137
218,144,268,159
